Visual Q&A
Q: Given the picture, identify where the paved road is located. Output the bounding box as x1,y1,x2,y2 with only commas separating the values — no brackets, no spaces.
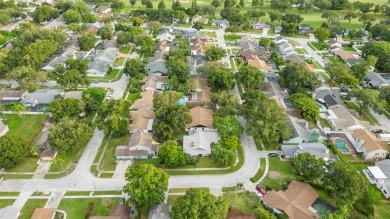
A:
369,109,390,132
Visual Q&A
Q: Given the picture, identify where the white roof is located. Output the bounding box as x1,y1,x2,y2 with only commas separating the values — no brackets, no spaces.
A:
368,166,387,179
147,119,154,131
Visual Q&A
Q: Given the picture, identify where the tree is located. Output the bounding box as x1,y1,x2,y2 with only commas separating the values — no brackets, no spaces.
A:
357,3,374,14
158,140,189,167
314,0,331,11
97,25,113,40
324,161,366,203
322,11,341,25
158,0,166,9
145,0,153,8
211,0,221,8
0,14,10,26
359,14,376,28
48,117,93,153
9,102,27,119
279,63,321,93
362,41,390,72
137,36,155,56
254,207,277,219
130,0,137,6
240,90,291,143
63,9,82,24
198,5,216,17
117,31,132,45
220,7,240,20
147,21,162,34
111,0,125,9
124,58,146,79
380,86,390,104
314,28,330,42
298,2,313,13
96,99,130,135
192,21,205,31
213,115,243,139
52,157,65,170
224,0,236,8
172,0,183,10
350,62,368,82
0,135,30,169
78,32,96,51
166,49,192,94
82,87,106,113
246,9,266,21
55,58,89,89
271,51,285,66
7,66,48,92
259,38,271,48
270,0,291,11
292,153,325,182
191,0,197,9
236,65,264,90
269,11,282,23
170,188,228,219
325,62,358,87
206,46,226,61
239,0,244,7
366,55,378,67
344,12,357,24
32,5,59,23
207,69,234,91
211,145,236,166
211,91,240,116
290,94,320,121
47,98,82,121
123,164,168,215
349,89,383,118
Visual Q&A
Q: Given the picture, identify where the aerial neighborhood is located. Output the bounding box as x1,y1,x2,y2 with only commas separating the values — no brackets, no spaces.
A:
1,0,390,218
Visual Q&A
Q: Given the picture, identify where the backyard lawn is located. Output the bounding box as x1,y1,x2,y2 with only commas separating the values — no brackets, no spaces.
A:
57,198,120,219
4,114,47,141
19,199,47,219
119,46,132,54
224,191,262,214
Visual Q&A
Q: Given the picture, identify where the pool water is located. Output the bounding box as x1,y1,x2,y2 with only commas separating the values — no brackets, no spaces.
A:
335,139,349,152
284,101,294,109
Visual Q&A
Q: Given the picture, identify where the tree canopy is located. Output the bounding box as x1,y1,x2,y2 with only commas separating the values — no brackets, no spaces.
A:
213,115,243,139
96,99,130,135
236,65,265,90
290,93,320,121
206,45,226,61
292,153,325,182
47,98,83,121
124,58,146,79
78,32,96,51
349,89,383,118
279,63,321,94
82,87,106,113
0,135,30,169
158,140,189,167
362,41,390,72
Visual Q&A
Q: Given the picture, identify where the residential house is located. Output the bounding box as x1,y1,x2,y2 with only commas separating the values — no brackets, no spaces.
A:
156,32,175,42
260,82,289,100
90,204,131,219
366,72,390,88
182,30,206,39
95,5,111,13
87,47,119,76
183,129,220,156
146,60,168,75
285,115,322,144
264,72,279,83
98,13,113,19
364,160,390,198
149,41,170,62
0,206,21,219
262,180,322,219
325,105,369,131
298,23,313,35
285,54,305,63
378,134,390,142
31,208,56,219
211,19,229,28
141,75,168,91
22,89,65,107
312,89,343,109
333,49,355,62
115,132,158,159
41,47,79,71
0,121,9,138
252,21,270,30
274,25,283,34
282,142,330,161
346,58,362,67
186,106,213,131
351,130,389,161
86,22,105,34
0,89,26,103
192,16,209,24
42,19,65,30
131,89,160,110
241,49,273,72
148,204,170,219
191,75,209,90
236,35,257,50
188,55,208,75
129,109,155,133
278,42,296,56
189,37,208,55
327,40,342,49
186,89,215,109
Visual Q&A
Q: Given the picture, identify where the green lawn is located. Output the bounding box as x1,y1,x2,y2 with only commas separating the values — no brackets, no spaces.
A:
344,101,379,125
6,157,38,172
169,188,189,193
126,92,141,104
224,34,241,42
250,158,266,183
100,172,114,178
310,42,327,51
342,45,355,51
133,157,161,166
0,192,20,196
259,158,295,191
318,117,331,128
375,203,390,219
4,114,47,141
167,195,182,206
326,56,342,64
58,198,120,219
20,199,47,219
114,57,126,66
93,190,122,195
0,199,15,208
119,46,132,54
0,174,33,179
99,134,130,171
224,191,262,214
296,48,307,54
65,191,91,196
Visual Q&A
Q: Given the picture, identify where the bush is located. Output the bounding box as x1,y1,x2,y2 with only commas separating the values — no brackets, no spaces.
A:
85,201,95,219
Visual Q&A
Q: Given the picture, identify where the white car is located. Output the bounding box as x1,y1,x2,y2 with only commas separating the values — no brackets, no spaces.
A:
252,189,263,198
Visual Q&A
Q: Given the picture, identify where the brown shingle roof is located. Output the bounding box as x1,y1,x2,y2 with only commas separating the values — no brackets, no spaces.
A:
131,89,160,109
247,58,273,72
262,180,319,219
129,109,155,131
191,75,210,91
333,50,354,61
31,208,56,219
241,49,257,61
186,107,213,129
261,82,289,99
141,75,168,90
352,130,389,153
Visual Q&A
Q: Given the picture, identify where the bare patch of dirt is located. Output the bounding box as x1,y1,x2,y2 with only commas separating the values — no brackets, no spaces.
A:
268,171,282,179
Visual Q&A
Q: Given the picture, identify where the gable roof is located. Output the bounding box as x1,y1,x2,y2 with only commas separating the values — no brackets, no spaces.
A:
0,89,26,101
285,54,305,63
366,72,389,87
129,109,155,131
248,58,273,72
31,208,56,219
146,60,167,75
263,180,319,219
128,132,155,149
186,107,213,129
141,75,168,90
131,89,160,109
352,130,389,153
333,49,354,61
260,82,289,99
282,143,329,159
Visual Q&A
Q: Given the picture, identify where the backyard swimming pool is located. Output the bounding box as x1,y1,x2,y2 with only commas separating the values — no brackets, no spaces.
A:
284,100,294,109
335,139,349,153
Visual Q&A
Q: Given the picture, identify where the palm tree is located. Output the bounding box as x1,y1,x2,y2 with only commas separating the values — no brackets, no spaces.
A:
10,102,27,119
52,157,65,170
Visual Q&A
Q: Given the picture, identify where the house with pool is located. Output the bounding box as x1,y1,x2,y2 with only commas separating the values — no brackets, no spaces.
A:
351,130,389,161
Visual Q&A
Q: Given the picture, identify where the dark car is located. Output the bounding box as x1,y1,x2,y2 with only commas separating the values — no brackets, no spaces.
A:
371,129,384,134
268,153,279,157
256,186,267,195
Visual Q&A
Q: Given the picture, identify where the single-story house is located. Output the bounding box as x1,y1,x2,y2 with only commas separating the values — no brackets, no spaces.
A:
0,89,26,103
274,25,283,34
141,75,168,91
248,58,273,72
131,89,160,110
190,44,207,56
191,75,209,91
260,82,289,100
262,180,320,219
148,204,170,219
0,206,21,219
156,32,175,42
146,60,167,75
185,106,213,131
90,204,131,219
333,49,355,62
192,16,209,24
95,5,111,13
22,89,65,107
183,129,220,156
325,105,369,131
352,130,389,161
252,22,270,30
0,121,9,138
211,19,229,28
312,89,343,109
364,160,390,198
31,208,56,219
129,109,155,133
42,19,65,30
87,47,119,77
98,13,113,19
378,134,390,142
182,30,206,39
282,142,330,161
285,116,321,144
298,23,313,35
285,54,305,63
327,40,342,49
278,42,296,56
366,72,390,88
188,55,208,75
115,132,159,159
186,89,215,109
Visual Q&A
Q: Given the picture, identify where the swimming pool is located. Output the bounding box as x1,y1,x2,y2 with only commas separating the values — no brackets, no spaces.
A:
335,139,349,153
284,101,294,109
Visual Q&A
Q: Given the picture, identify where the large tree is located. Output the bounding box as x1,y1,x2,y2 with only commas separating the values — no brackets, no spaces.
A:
55,58,89,89
314,28,330,42
279,63,321,94
290,93,320,121
6,66,47,92
47,98,83,121
0,135,30,169
236,65,265,90
292,153,325,182
325,62,358,87
240,90,291,143
349,89,383,118
48,117,93,153
362,41,390,72
380,86,390,104
170,188,228,219
211,91,240,116
62,9,82,24
123,164,169,216
124,58,146,79
82,87,106,113
206,69,234,92
96,99,130,135
98,25,113,40
78,32,96,51
213,115,243,139
211,145,236,167
157,140,189,167
206,46,226,61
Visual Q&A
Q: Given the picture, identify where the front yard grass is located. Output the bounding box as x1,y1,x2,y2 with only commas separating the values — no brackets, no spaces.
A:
57,198,119,219
99,134,130,172
126,92,141,104
20,198,47,219
65,191,91,196
259,158,295,191
310,42,327,51
6,157,38,172
114,57,126,66
326,56,342,64
250,158,266,183
224,191,262,213
167,195,181,206
0,199,15,208
344,101,379,125
295,48,307,54
0,174,34,179
0,192,20,196
342,45,355,51
224,34,241,42
119,46,132,54
4,114,47,141
375,202,390,219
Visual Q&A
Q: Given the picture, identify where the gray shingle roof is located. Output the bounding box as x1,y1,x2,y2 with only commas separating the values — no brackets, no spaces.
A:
282,143,329,159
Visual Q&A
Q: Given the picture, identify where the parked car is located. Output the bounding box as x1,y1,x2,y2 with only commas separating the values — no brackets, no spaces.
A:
256,186,267,195
371,129,384,134
93,80,99,84
268,153,279,157
252,189,262,198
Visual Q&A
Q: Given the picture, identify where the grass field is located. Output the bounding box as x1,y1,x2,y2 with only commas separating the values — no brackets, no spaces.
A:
250,158,266,183
167,195,181,206
0,199,15,208
296,48,307,54
20,199,47,219
126,92,141,103
58,198,119,219
6,157,38,172
259,158,295,191
4,114,47,141
224,191,262,213
99,134,130,171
